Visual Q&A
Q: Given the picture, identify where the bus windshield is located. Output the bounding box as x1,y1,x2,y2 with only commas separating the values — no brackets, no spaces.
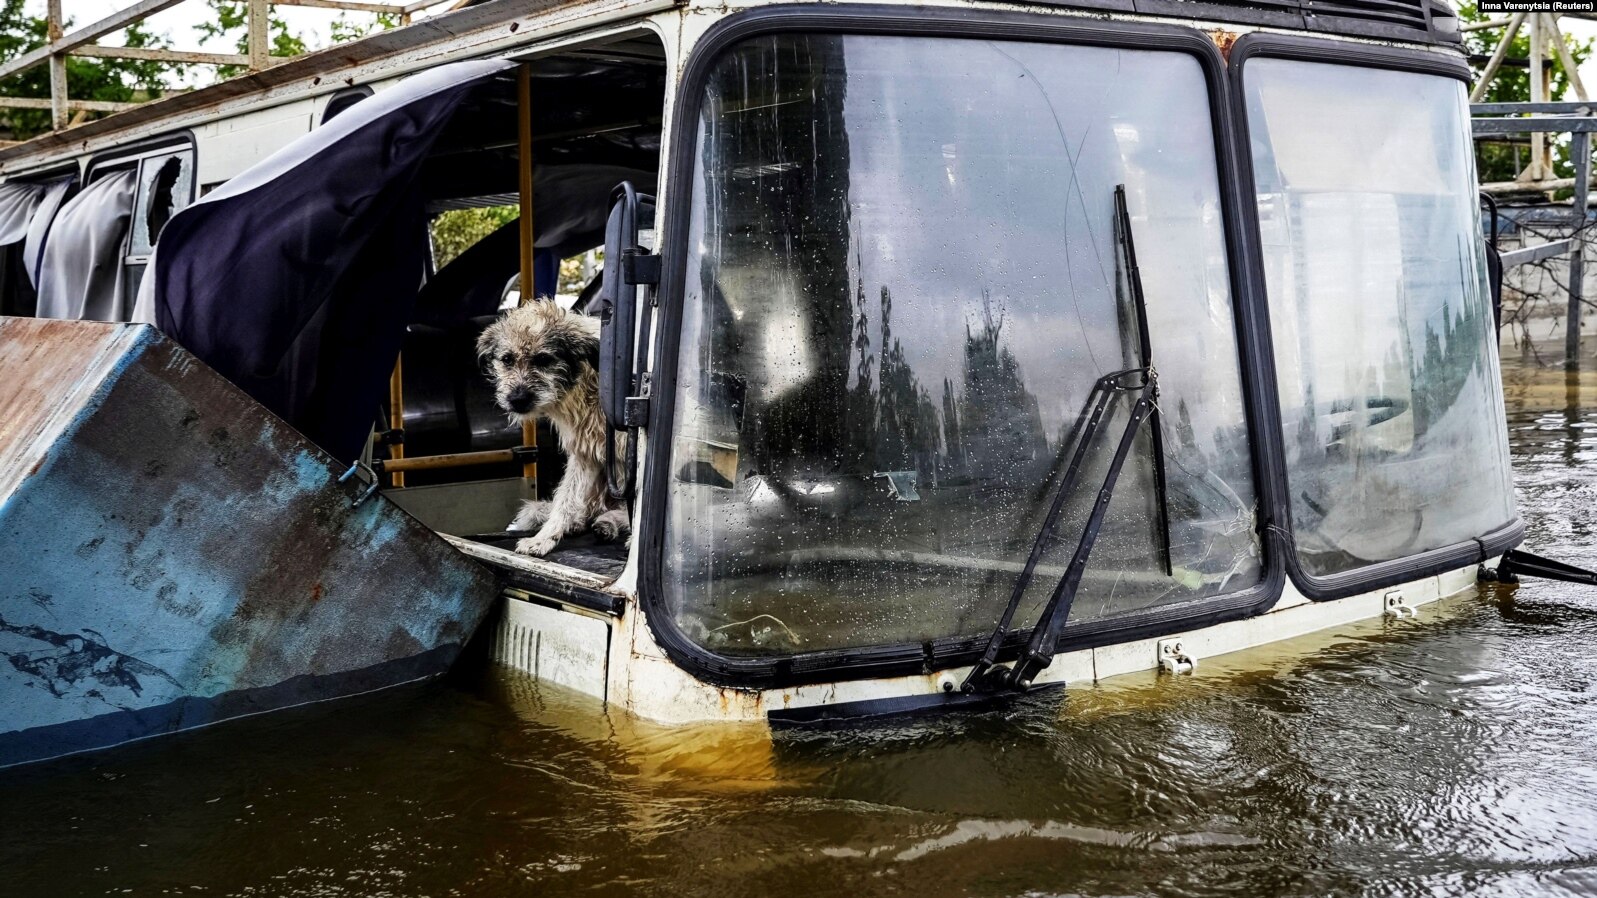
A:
662,33,1261,658
1244,59,1517,578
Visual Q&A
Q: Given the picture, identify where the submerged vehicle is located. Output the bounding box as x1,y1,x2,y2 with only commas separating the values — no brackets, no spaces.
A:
0,0,1525,753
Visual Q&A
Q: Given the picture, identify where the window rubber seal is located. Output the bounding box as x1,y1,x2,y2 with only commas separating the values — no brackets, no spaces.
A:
83,130,197,188
636,4,1293,691
1226,31,1524,602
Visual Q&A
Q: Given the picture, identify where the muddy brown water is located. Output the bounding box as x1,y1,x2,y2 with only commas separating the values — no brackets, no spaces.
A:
5,356,1597,897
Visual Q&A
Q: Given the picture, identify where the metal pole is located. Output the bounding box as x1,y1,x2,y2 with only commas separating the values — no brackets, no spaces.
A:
0,97,137,113
518,64,535,307
1472,12,1527,103
517,62,539,489
388,355,406,488
45,0,67,131
1569,130,1591,366
247,0,269,72
379,447,528,474
1482,174,1597,196
1531,15,1548,182
75,44,251,66
0,0,196,84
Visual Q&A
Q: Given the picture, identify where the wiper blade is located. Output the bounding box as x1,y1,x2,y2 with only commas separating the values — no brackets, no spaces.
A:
1115,184,1174,578
959,184,1170,694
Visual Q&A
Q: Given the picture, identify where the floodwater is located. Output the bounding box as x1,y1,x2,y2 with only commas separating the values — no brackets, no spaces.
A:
6,357,1597,898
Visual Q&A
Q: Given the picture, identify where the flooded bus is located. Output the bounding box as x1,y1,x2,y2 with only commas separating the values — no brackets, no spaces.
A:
0,0,1518,758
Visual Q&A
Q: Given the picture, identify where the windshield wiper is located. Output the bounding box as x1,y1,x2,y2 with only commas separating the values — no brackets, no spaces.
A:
960,184,1169,694
960,368,1157,692
1116,183,1174,580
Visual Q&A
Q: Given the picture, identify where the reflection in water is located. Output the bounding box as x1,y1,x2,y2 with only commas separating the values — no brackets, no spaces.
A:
4,355,1597,897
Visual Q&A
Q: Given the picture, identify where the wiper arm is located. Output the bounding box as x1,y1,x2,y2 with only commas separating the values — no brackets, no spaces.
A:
1009,374,1157,687
959,184,1170,694
960,368,1157,693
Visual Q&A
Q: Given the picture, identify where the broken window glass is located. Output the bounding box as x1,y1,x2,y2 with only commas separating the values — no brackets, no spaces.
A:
128,150,194,260
663,34,1262,658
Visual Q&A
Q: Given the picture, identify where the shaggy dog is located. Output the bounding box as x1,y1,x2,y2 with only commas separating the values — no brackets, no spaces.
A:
478,301,628,557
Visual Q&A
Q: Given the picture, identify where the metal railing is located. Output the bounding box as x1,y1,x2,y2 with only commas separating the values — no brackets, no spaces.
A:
1473,102,1597,366
0,0,459,133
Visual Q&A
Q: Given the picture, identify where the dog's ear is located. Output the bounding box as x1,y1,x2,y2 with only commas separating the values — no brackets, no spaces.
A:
476,322,512,382
475,320,501,366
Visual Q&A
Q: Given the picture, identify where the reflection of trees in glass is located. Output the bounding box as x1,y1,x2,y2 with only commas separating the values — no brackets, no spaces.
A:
844,257,877,472
874,286,942,474
1175,399,1198,454
941,379,964,473
835,272,943,477
831,280,1044,483
1410,246,1490,437
1292,243,1490,460
951,291,1047,478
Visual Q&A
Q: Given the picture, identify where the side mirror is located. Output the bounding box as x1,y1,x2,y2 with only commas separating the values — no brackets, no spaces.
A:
595,182,657,430
1485,242,1504,335
1481,192,1504,335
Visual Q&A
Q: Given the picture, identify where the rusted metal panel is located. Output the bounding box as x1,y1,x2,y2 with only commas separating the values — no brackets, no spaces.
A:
0,319,145,502
0,319,499,768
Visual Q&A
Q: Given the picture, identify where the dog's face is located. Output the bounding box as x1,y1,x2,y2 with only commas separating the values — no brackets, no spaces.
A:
478,301,600,420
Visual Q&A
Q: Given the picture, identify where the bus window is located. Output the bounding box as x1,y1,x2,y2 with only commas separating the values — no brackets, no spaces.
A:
125,147,196,299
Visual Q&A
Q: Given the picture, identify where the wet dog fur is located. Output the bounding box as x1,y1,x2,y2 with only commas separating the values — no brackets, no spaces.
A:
478,301,628,556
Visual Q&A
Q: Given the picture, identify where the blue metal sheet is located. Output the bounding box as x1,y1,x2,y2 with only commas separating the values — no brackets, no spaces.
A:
0,318,499,768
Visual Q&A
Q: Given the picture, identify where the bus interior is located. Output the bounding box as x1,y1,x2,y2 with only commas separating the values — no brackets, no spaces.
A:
377,33,666,581
0,31,669,583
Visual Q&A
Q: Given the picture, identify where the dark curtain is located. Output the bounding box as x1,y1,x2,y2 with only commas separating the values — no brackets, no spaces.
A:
150,59,514,462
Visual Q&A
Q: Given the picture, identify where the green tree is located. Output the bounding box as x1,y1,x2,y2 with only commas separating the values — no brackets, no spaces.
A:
430,206,517,269
1461,3,1594,183
194,0,310,79
0,0,181,141
193,3,400,79
329,11,401,43
430,208,601,300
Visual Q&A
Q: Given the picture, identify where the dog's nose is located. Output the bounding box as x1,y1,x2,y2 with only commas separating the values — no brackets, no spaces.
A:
507,391,534,414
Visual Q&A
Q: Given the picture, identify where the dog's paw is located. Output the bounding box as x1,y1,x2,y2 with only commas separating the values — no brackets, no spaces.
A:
591,509,631,543
510,500,552,532
515,533,559,557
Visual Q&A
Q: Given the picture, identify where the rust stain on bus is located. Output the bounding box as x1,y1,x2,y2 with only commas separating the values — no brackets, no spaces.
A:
1209,29,1240,60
